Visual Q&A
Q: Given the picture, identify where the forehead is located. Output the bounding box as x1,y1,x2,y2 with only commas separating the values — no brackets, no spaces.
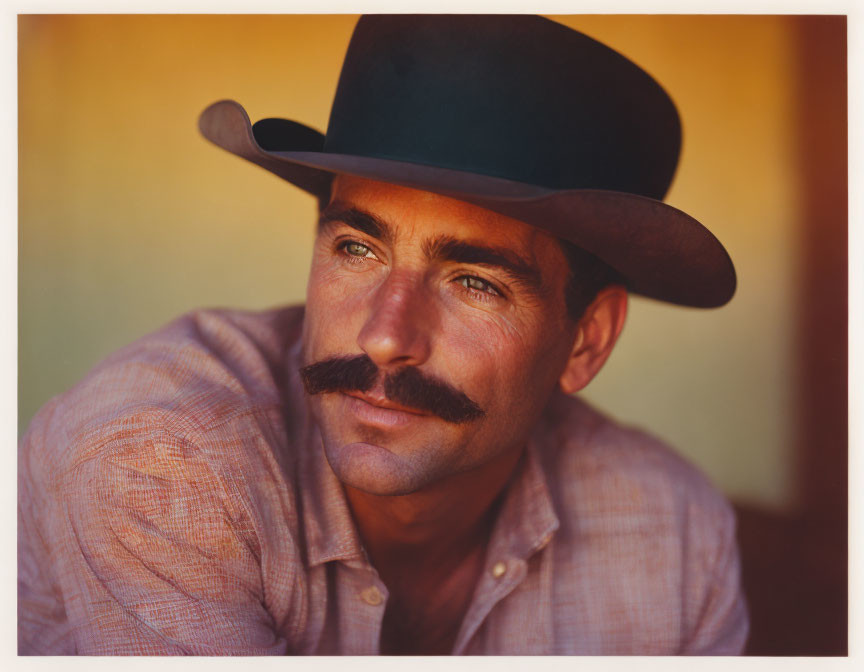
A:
327,175,562,259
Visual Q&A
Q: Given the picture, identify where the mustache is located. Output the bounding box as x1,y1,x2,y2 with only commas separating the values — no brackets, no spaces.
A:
299,355,485,424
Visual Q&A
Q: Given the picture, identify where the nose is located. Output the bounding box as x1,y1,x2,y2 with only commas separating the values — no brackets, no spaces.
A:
357,270,436,369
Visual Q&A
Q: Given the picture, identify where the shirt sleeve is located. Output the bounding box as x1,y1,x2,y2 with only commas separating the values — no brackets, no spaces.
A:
19,410,290,656
680,498,750,655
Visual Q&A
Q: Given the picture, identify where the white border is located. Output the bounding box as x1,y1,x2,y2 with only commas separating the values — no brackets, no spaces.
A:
5,1,860,668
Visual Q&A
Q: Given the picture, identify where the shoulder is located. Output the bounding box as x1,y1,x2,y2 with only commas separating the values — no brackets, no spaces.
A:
535,391,734,529
74,304,304,428
19,306,313,653
531,393,747,653
20,305,307,504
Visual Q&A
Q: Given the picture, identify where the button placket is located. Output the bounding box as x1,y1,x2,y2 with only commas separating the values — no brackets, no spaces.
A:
338,562,388,653
453,557,527,654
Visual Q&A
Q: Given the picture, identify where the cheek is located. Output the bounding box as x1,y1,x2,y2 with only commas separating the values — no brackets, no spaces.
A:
438,309,570,412
303,255,379,357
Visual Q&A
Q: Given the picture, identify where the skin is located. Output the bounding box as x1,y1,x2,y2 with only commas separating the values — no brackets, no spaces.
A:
301,175,628,653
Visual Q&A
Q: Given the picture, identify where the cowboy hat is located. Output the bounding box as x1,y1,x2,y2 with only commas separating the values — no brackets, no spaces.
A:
198,14,736,308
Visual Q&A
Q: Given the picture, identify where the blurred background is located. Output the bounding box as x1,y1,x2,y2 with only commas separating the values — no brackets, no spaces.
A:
18,14,847,654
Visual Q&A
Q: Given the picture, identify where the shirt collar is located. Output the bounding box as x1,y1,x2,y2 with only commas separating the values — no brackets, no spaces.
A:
299,424,368,567
487,435,560,562
298,433,561,570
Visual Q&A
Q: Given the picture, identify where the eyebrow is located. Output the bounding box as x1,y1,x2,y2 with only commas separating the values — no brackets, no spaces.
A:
423,235,543,291
318,203,543,292
318,203,393,245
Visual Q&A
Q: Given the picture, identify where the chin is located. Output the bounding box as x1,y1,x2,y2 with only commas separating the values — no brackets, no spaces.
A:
321,438,449,496
311,392,463,495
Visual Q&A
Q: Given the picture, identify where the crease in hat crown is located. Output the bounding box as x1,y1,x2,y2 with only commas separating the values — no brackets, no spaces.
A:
198,14,737,309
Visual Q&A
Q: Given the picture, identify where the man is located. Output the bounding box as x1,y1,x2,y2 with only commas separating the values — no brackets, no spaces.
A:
18,15,748,655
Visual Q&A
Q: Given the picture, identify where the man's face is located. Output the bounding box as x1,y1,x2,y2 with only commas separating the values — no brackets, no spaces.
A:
301,176,580,496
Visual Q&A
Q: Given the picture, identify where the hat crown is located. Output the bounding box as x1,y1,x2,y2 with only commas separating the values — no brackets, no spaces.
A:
324,15,681,199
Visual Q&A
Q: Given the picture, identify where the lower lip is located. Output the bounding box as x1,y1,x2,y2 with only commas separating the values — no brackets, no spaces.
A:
343,393,428,428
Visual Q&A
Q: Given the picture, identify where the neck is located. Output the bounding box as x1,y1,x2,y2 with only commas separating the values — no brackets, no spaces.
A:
345,444,525,570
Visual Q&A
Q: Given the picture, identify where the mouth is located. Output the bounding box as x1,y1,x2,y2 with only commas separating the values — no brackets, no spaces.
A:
342,390,431,428
344,390,430,416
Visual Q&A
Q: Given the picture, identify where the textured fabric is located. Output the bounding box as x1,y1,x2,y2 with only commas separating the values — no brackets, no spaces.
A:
18,305,748,655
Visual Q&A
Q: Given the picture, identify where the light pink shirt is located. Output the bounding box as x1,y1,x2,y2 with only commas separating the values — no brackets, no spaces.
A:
18,306,748,655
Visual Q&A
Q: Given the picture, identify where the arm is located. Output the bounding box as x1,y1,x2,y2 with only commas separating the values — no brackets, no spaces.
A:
19,413,290,656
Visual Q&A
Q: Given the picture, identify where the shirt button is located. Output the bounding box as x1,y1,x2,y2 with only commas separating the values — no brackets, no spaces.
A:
491,561,507,578
360,586,384,606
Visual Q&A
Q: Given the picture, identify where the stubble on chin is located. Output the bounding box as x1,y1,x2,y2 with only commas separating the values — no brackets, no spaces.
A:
319,427,457,497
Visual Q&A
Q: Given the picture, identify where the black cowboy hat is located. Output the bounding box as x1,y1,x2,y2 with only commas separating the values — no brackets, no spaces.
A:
199,14,736,308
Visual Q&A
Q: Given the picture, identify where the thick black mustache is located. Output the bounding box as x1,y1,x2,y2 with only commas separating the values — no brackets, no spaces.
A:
299,355,485,424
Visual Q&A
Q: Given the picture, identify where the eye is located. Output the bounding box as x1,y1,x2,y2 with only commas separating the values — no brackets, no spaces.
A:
457,275,501,298
337,240,379,264
344,242,373,257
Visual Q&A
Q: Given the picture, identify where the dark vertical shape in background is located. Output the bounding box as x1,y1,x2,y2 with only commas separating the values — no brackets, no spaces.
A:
791,13,848,655
735,15,847,656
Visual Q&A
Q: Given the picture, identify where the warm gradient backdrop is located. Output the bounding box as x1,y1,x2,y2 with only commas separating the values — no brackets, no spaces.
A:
18,14,843,512
18,13,848,655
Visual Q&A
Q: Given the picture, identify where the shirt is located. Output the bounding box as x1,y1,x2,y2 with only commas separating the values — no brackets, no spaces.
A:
18,305,749,655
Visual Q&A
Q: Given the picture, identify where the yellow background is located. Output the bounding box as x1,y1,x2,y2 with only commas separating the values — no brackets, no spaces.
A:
18,15,837,512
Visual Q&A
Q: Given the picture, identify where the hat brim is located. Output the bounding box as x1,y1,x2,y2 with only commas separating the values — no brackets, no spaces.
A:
199,100,736,308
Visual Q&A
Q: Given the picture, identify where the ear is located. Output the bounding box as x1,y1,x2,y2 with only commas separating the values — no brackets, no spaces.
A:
558,285,628,394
